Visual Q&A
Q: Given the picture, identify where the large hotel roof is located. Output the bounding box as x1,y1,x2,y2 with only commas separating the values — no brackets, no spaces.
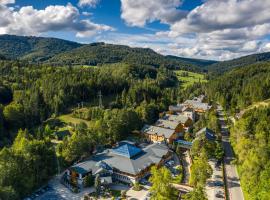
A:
70,142,170,176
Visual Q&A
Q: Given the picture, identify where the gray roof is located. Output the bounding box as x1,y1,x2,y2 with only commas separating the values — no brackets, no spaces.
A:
70,155,107,175
141,124,175,139
70,142,170,176
183,100,211,111
169,105,185,112
105,143,169,175
163,114,189,124
155,119,179,130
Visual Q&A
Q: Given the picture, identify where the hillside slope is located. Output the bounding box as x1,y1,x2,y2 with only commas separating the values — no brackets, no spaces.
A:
207,61,270,112
0,34,82,61
49,42,208,71
0,35,217,72
166,55,217,68
208,52,270,74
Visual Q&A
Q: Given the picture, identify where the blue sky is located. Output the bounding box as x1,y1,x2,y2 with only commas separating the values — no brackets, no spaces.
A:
0,0,270,60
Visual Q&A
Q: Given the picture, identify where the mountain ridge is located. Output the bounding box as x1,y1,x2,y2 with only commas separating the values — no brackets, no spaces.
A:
208,51,270,74
0,34,214,72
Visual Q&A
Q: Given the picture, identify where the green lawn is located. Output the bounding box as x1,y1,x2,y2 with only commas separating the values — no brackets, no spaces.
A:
174,70,207,89
58,113,93,127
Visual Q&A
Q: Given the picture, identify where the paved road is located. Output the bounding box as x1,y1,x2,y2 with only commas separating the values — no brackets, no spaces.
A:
205,159,225,200
217,106,244,200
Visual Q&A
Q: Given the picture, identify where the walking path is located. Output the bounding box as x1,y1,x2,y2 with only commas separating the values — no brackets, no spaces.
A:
182,151,191,184
217,106,244,200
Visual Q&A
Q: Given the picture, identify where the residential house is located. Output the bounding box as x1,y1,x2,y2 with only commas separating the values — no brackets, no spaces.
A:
183,99,212,113
196,127,216,141
163,114,193,129
155,119,185,139
141,124,177,144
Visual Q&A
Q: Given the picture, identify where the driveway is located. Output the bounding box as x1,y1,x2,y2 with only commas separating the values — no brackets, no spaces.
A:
217,106,244,200
35,175,94,200
205,159,225,200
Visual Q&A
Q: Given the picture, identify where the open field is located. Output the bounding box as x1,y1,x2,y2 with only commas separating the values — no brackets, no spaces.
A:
58,113,93,127
174,70,207,88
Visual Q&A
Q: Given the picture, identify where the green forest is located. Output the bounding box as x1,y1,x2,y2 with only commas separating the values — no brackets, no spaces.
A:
207,62,270,114
230,107,270,200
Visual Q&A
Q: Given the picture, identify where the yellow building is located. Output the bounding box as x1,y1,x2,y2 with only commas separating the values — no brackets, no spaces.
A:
141,124,179,144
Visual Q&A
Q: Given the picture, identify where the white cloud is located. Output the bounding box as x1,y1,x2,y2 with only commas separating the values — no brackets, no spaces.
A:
118,0,270,60
0,3,113,37
98,30,270,61
75,20,114,38
78,0,100,8
170,0,270,36
82,11,92,16
120,0,186,27
0,0,15,5
262,43,270,51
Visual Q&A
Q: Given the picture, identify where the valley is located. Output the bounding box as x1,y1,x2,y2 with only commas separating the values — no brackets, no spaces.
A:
0,34,270,200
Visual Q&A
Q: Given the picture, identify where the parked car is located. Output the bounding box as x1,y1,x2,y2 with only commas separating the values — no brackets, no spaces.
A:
215,191,224,198
214,181,224,187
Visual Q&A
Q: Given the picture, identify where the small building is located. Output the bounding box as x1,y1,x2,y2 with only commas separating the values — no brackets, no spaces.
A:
141,124,177,144
176,139,193,149
196,127,216,141
64,142,171,188
154,119,185,138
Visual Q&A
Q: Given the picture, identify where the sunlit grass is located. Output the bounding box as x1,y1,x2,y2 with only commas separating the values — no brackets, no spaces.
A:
174,70,207,88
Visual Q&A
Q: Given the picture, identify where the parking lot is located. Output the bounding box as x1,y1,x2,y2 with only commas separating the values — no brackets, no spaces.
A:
25,175,94,200
206,159,225,200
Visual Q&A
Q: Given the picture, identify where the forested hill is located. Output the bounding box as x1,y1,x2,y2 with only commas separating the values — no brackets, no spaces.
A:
166,55,217,68
206,61,270,113
48,43,208,71
0,34,216,72
0,34,82,62
208,51,270,75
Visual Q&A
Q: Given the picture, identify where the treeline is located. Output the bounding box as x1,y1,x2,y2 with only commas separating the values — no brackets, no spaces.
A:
207,62,270,114
230,106,270,200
